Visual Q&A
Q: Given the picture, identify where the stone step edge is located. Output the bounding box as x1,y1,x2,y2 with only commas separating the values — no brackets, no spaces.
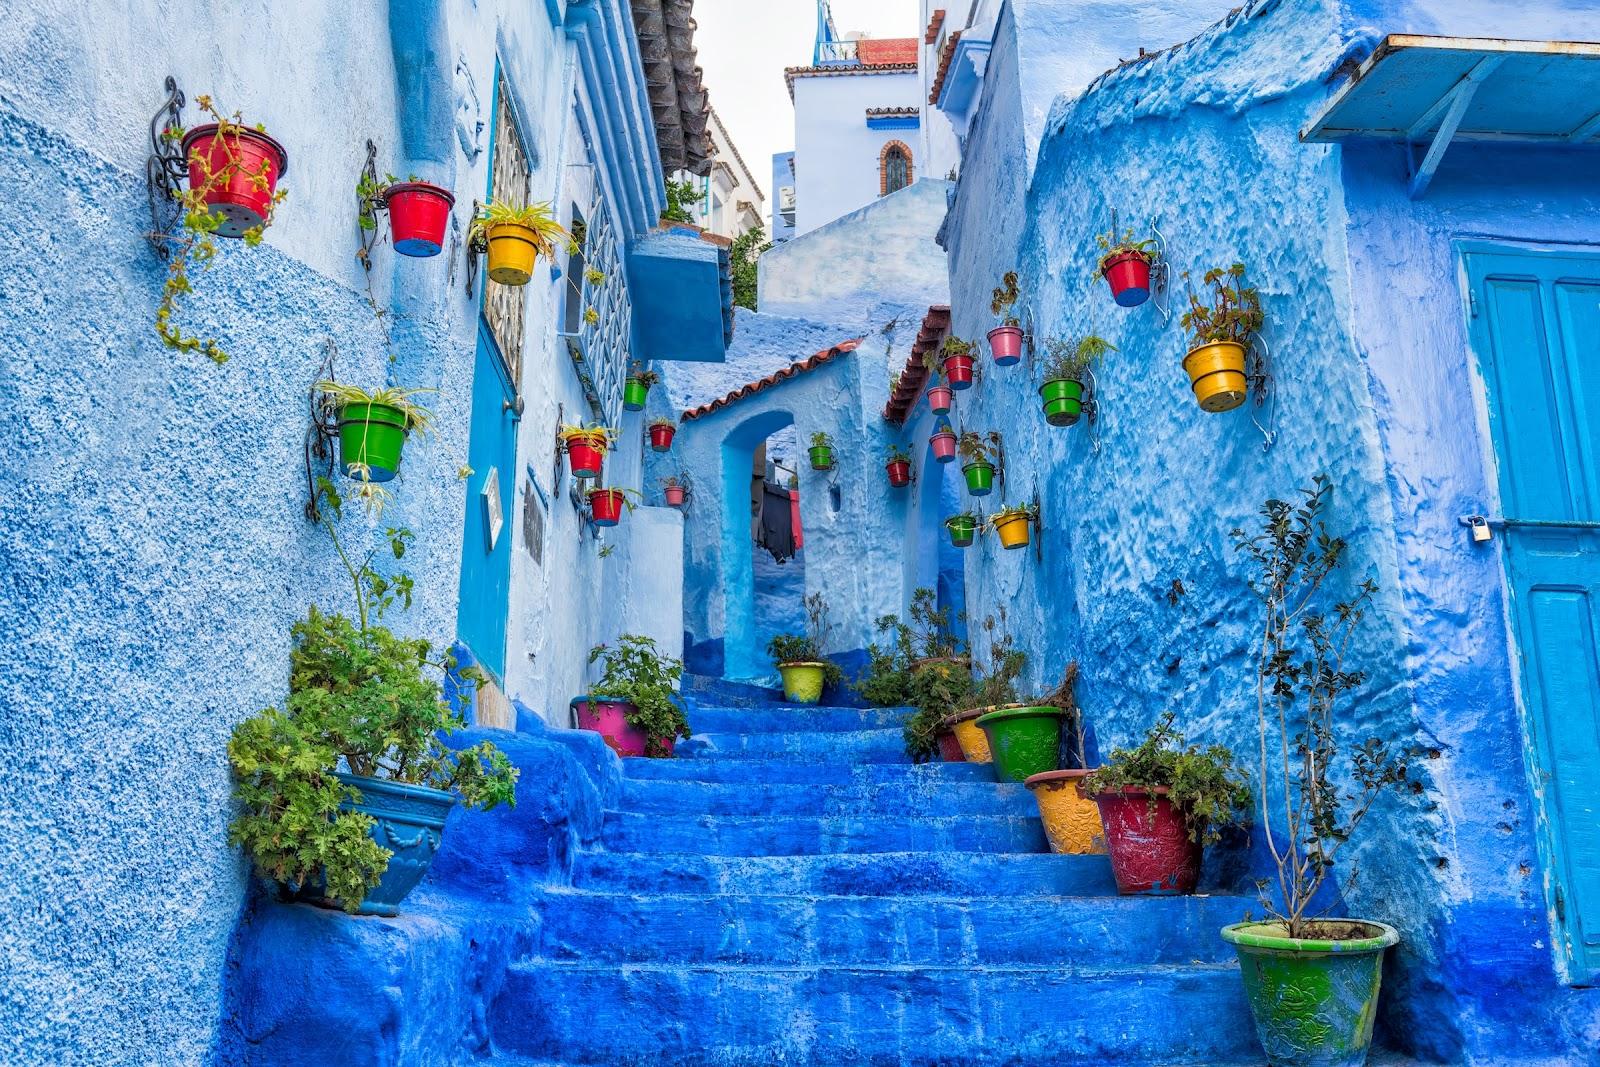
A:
505,959,1243,977
540,887,1252,906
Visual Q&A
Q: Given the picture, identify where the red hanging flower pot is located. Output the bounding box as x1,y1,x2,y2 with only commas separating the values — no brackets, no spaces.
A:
564,432,609,479
987,326,1023,366
944,353,974,391
886,458,912,488
649,423,677,452
1101,250,1154,308
588,488,627,527
930,430,957,463
383,181,455,258
927,384,953,415
181,123,289,237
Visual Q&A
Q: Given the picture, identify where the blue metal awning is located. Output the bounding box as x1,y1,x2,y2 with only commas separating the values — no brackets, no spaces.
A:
627,227,734,363
1301,35,1600,198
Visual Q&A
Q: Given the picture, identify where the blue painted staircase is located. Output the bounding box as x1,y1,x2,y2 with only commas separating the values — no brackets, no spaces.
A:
490,678,1263,1066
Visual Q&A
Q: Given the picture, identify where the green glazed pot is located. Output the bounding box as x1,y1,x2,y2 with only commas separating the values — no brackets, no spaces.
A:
1221,920,1399,1067
338,402,408,483
1040,378,1085,427
623,377,651,411
962,460,995,497
975,705,1064,783
809,445,835,471
946,514,977,548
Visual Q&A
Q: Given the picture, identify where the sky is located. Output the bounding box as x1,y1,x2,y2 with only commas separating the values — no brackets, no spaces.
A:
689,0,918,214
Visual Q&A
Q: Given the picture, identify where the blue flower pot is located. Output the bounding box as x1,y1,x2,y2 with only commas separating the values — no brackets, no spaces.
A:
316,773,455,916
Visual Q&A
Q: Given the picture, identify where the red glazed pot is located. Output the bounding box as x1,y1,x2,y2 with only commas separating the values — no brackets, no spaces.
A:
927,384,953,415
181,123,289,238
930,430,957,463
566,436,607,479
664,484,687,507
987,325,1024,366
1101,251,1154,308
944,353,975,391
588,488,626,526
383,181,455,257
938,730,966,763
886,459,912,488
573,697,671,758
649,424,676,452
1085,784,1202,894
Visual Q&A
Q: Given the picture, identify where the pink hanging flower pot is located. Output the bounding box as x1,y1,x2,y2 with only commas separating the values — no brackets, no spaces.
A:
930,429,957,463
987,325,1023,366
927,384,953,415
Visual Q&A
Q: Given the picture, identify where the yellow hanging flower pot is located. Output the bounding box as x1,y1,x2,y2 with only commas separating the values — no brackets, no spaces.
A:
474,200,570,287
992,507,1033,550
1179,263,1262,413
1182,340,1248,413
485,223,539,285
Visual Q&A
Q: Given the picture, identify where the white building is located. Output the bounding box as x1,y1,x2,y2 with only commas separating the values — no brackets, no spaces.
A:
673,107,767,240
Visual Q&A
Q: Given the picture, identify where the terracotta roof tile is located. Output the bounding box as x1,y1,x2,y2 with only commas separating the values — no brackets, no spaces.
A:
682,339,862,422
858,37,919,66
924,9,946,45
784,62,918,100
883,305,951,424
929,31,962,106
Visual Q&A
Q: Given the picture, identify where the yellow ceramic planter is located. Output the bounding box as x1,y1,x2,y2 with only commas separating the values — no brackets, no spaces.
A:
1182,340,1248,412
485,222,539,285
1024,769,1108,855
777,662,826,705
943,707,995,763
994,512,1031,550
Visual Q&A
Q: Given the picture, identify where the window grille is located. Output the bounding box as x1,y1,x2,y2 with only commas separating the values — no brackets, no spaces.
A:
485,71,532,382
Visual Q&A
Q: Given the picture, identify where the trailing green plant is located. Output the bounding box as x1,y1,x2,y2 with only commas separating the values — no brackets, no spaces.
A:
661,178,706,224
886,443,911,465
1181,263,1263,348
315,381,437,515
588,635,689,757
730,225,771,311
1233,474,1409,938
469,200,570,260
628,364,661,388
228,479,517,912
810,431,834,450
1042,335,1116,382
1095,226,1157,268
1083,711,1250,847
356,171,423,235
991,271,1022,327
154,96,288,365
957,430,1000,467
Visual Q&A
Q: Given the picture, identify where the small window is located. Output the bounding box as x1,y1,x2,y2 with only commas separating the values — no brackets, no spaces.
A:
563,207,588,335
880,141,913,196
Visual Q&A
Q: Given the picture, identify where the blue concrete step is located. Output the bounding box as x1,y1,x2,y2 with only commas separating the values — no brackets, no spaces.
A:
601,811,1049,855
572,851,1118,896
619,777,1035,818
685,702,910,734
489,960,1258,1066
623,756,995,785
677,727,910,762
536,889,1249,966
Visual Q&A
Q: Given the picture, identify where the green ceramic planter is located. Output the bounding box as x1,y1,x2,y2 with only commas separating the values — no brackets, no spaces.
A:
962,460,994,497
946,514,977,548
975,705,1064,783
1221,920,1399,1067
809,445,835,471
623,377,650,411
1040,378,1085,426
338,402,408,483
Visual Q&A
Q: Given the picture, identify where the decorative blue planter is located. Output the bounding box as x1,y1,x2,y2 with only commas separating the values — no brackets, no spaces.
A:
318,772,455,916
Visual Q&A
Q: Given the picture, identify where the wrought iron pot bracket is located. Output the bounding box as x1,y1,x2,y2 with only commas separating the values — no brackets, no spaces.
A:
145,76,187,257
356,139,387,271
1248,332,1278,452
304,341,342,523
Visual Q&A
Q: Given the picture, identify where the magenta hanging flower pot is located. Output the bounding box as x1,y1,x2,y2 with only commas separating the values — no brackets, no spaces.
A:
930,430,957,463
987,325,1023,366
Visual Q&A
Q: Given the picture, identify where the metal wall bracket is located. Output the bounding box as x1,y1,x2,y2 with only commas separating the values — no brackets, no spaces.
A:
1406,55,1507,200
1031,490,1043,564
1149,218,1173,326
144,76,187,258
303,340,341,523
1247,333,1278,452
464,197,484,297
356,139,386,271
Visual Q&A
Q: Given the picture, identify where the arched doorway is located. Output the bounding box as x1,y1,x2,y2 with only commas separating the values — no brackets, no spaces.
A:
720,409,805,681
911,433,968,647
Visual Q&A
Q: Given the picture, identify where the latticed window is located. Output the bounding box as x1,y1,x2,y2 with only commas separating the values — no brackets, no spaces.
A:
570,190,631,424
880,142,912,196
485,71,532,383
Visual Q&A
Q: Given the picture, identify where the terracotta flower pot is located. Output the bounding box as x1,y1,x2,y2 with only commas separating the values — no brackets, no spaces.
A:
1101,250,1153,307
1086,784,1202,895
987,325,1023,366
383,181,454,257
649,423,676,451
937,730,966,763
1024,770,1107,855
181,123,288,237
664,484,687,507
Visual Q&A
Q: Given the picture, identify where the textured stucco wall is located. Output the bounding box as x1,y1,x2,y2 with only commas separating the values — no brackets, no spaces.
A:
0,1,678,1062
791,68,923,235
941,0,1600,1059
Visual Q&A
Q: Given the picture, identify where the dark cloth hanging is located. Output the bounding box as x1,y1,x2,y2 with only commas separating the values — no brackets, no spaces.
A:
756,480,797,562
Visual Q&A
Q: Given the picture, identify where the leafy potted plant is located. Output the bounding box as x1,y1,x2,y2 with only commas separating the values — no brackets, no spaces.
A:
940,335,977,391
575,635,689,757
228,480,518,916
930,421,957,463
943,611,1025,764
1180,263,1263,413
317,381,435,486
648,417,677,452
808,431,835,471
925,363,954,416
885,444,912,488
156,97,289,365
945,512,978,548
1097,227,1157,308
587,485,640,527
470,200,569,286
662,476,688,507
1221,476,1410,1066
768,593,845,705
382,178,454,258
1023,664,1107,855
988,271,1024,366
1081,712,1249,894
958,431,999,497
1039,335,1115,427
989,504,1036,551
560,423,616,479
902,657,976,765
625,366,660,411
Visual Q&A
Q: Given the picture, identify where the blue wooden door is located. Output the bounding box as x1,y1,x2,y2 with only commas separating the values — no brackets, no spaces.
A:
456,320,518,682
1467,244,1600,982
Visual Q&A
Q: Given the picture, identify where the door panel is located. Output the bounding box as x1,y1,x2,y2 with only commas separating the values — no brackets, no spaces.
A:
1467,245,1600,981
456,322,517,682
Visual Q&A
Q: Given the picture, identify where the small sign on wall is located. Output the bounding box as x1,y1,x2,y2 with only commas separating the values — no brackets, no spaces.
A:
522,475,546,565
482,466,503,551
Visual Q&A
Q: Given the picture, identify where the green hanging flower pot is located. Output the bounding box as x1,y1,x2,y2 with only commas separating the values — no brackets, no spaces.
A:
962,459,995,497
945,514,977,548
337,402,409,483
809,444,835,471
975,705,1065,783
623,376,651,411
1039,378,1085,427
